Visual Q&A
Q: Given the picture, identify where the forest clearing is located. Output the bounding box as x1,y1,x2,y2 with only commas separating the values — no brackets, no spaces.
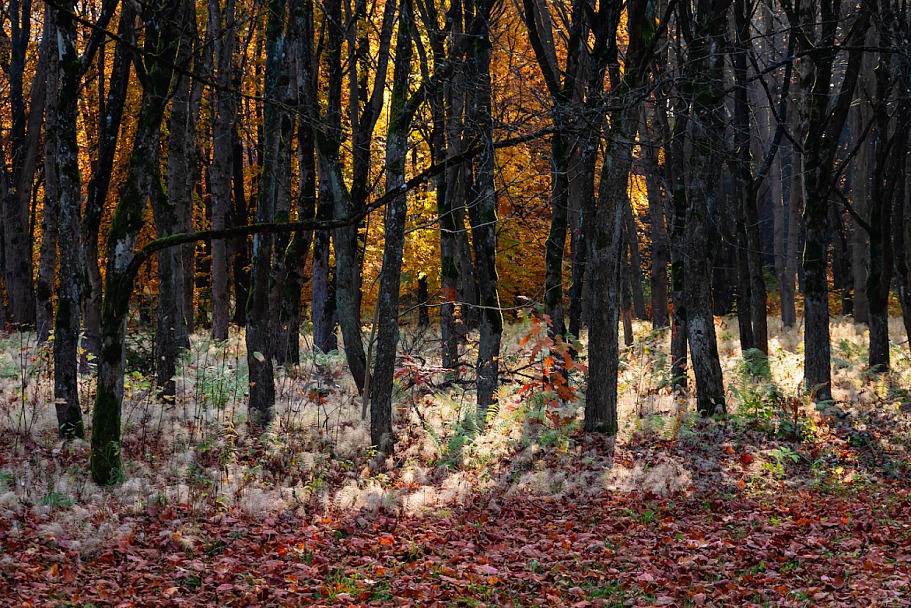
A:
2,317,910,606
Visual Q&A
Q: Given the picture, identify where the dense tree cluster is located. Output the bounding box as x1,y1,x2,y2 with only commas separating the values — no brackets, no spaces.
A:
0,0,908,484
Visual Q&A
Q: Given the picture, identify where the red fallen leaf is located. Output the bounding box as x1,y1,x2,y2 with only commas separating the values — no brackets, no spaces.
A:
379,533,395,546
739,451,755,465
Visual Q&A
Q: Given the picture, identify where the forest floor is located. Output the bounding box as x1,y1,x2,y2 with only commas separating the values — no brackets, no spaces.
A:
1,316,911,606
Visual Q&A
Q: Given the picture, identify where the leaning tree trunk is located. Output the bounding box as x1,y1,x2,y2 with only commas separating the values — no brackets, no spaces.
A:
91,2,179,484
83,5,132,364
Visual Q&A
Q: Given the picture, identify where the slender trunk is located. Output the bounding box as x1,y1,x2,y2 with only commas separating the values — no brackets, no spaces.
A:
36,13,58,344
642,109,669,328
465,5,502,419
83,6,132,363
682,0,727,415
781,141,800,326
623,198,647,320
246,0,290,427
371,0,412,455
543,126,569,335
231,125,251,326
620,241,634,346
155,0,199,399
276,0,317,364
798,2,867,402
210,0,237,341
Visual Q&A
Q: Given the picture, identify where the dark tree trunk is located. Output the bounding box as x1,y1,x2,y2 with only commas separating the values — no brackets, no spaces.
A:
155,0,199,400
1,0,45,329
91,1,180,484
209,0,237,341
865,21,908,371
621,241,635,347
370,0,413,456
681,0,728,416
246,0,291,427
792,0,867,402
463,0,503,420
231,126,251,327
50,2,86,438
623,198,647,321
731,0,769,355
36,13,58,344
83,5,133,364
781,140,801,327
543,127,570,335
642,108,669,328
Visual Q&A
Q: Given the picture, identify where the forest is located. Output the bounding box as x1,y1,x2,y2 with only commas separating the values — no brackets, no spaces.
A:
1,0,910,604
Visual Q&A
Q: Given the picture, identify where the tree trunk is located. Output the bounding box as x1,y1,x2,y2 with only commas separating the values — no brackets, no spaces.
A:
781,141,800,327
797,0,867,402
682,0,728,416
623,198,647,320
83,5,132,364
231,125,251,327
246,0,291,427
91,2,180,484
642,108,669,328
370,0,412,456
210,0,237,341
465,12,503,420
36,12,58,344
1,0,45,329
155,0,199,399
50,2,86,438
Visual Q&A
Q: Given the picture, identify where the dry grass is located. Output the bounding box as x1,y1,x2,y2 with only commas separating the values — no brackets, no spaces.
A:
1,314,910,557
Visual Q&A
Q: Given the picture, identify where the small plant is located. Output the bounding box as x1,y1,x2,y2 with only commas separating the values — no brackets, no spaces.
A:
764,446,800,478
514,308,586,448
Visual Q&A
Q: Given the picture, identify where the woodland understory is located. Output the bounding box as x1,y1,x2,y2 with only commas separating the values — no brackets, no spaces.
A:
2,316,910,606
2,0,911,603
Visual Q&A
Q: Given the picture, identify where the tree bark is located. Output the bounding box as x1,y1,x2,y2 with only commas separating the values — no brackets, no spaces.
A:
465,6,503,420
210,0,237,341
642,108,669,328
36,12,58,344
681,0,728,416
83,4,132,364
50,1,86,438
91,1,180,484
155,0,199,399
2,0,46,328
371,0,413,456
246,0,291,427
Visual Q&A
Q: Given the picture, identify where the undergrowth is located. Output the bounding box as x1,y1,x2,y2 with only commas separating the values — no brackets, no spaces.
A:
0,315,908,557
